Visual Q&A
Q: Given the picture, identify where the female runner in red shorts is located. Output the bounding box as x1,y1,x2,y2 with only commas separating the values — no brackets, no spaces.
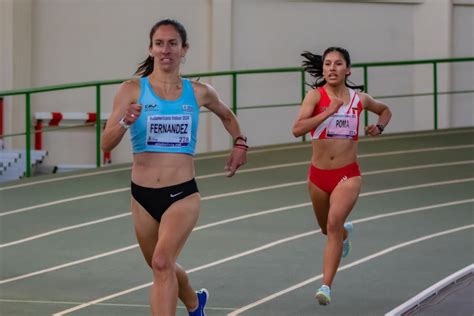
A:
292,47,392,305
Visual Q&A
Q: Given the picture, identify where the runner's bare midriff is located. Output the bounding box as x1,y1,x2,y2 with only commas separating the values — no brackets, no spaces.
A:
131,152,195,188
311,139,358,170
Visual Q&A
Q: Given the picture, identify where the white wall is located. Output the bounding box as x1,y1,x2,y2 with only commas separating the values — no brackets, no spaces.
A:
0,0,472,167
28,0,212,165
451,3,474,127
0,0,32,149
232,0,418,145
413,0,452,131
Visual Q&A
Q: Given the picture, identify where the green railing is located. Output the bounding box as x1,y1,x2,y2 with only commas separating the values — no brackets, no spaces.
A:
0,57,472,177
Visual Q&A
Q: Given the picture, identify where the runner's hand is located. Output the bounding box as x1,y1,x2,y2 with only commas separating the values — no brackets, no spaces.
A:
225,147,247,177
365,124,381,136
328,97,344,114
123,103,142,125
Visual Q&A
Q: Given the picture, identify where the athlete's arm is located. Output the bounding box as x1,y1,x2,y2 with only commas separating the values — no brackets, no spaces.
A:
196,82,244,139
292,89,343,137
101,80,141,152
360,93,392,136
194,82,247,177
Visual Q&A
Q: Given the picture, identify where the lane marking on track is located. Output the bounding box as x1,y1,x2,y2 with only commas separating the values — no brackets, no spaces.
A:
1,149,473,217
1,161,473,246
0,128,471,191
0,298,235,311
2,198,471,289
53,223,474,315
227,225,474,315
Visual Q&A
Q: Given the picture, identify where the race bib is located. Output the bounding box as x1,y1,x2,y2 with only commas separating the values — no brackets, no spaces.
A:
147,114,192,147
326,113,358,138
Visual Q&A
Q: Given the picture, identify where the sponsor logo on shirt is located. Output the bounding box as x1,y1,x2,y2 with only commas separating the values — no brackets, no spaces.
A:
144,104,158,111
182,104,194,112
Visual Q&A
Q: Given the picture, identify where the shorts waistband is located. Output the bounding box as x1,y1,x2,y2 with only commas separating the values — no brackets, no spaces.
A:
310,161,359,173
131,178,196,191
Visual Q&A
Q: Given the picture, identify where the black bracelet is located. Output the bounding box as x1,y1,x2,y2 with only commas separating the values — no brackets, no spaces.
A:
234,135,247,145
376,124,385,133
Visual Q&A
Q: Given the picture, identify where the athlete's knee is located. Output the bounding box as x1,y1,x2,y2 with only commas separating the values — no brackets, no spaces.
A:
151,253,175,278
326,218,344,236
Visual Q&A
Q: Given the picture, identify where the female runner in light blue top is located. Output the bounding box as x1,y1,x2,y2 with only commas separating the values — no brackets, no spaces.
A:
101,19,248,316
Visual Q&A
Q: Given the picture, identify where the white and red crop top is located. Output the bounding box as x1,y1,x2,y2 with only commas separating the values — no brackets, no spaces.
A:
310,87,363,141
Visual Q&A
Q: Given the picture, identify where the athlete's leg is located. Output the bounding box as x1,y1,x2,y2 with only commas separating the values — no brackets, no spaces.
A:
130,197,159,268
322,176,361,287
130,198,198,310
130,194,201,315
308,181,330,234
149,193,200,316
176,262,199,311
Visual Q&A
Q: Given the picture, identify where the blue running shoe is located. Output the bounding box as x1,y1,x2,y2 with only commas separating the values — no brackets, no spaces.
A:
189,288,209,316
315,285,331,305
342,222,353,258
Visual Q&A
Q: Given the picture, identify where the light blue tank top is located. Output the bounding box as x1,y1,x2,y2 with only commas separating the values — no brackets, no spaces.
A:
130,77,200,155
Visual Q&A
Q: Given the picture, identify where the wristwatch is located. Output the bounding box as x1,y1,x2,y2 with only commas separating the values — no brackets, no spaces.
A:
234,135,247,144
376,124,385,134
119,117,131,129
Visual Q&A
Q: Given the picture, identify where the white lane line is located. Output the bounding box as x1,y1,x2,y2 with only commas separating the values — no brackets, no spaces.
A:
1,162,312,218
0,200,307,249
0,128,471,191
199,158,474,179
51,282,149,316
1,163,473,248
0,298,235,311
0,245,139,284
227,224,474,316
52,232,319,316
0,204,313,284
358,144,473,158
0,180,305,218
52,204,474,316
358,128,473,142
359,178,474,197
362,160,473,175
1,147,311,191
2,161,473,247
0,167,131,192
196,161,308,179
193,203,311,231
2,193,472,286
0,188,129,217
0,213,131,248
1,145,473,217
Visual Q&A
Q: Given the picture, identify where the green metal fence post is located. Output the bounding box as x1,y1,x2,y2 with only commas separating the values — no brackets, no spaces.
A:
433,62,438,130
363,66,369,128
0,57,470,178
25,93,31,177
232,73,237,114
96,85,101,167
301,69,306,142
